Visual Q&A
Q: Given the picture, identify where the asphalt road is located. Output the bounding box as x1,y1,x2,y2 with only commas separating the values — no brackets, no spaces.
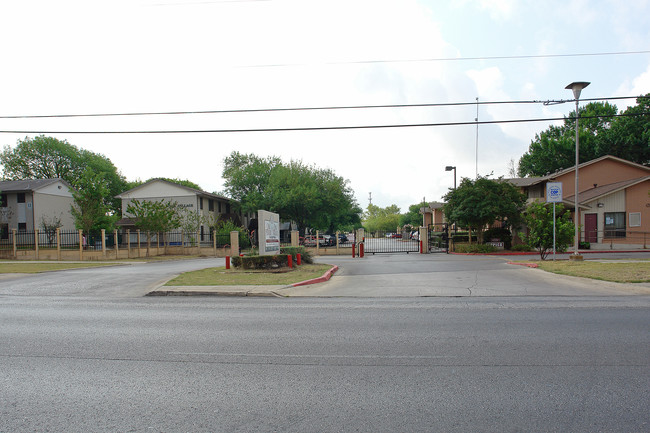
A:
1,296,648,432
1,253,649,431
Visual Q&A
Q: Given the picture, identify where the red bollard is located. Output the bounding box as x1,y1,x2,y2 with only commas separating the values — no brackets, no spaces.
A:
225,256,231,270
352,243,356,258
297,253,302,266
360,242,364,258
420,240,423,254
288,255,293,268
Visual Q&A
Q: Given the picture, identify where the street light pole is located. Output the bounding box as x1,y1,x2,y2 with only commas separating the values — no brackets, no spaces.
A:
565,81,590,260
445,166,456,189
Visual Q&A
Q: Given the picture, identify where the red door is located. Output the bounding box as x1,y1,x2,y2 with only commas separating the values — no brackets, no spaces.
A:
585,213,598,243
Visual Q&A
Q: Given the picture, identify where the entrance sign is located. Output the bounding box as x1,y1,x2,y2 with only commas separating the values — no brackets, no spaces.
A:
546,182,563,260
258,210,280,256
546,182,563,203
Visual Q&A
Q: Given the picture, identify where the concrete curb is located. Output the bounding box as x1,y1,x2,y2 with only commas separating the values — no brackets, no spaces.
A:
507,261,539,268
290,265,339,287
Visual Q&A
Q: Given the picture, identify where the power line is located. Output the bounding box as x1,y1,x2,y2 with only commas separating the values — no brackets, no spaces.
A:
238,50,650,68
0,113,643,135
0,96,645,120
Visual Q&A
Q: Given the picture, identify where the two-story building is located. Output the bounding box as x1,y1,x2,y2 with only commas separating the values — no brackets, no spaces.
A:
115,179,246,238
508,155,650,247
0,179,76,240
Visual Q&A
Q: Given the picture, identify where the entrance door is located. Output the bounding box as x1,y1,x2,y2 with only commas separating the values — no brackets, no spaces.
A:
585,213,598,243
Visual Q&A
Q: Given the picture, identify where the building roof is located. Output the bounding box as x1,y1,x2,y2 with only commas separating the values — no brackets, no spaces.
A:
505,177,547,187
115,178,231,201
0,178,73,192
565,176,650,204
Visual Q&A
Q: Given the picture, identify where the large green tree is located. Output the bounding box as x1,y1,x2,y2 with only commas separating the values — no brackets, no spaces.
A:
125,199,181,233
362,204,401,233
70,169,117,234
518,101,620,176
222,152,361,232
1,136,127,214
399,201,427,227
443,177,526,243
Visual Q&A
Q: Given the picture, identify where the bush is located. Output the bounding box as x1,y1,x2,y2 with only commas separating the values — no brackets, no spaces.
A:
231,254,290,270
454,244,498,254
280,246,313,264
483,227,512,250
509,243,533,252
579,241,591,250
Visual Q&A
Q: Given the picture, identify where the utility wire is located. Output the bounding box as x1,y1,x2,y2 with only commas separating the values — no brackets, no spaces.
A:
0,96,646,120
0,113,644,135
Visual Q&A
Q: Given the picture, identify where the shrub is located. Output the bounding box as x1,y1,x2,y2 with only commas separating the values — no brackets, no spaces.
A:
280,246,313,264
509,243,533,252
483,227,512,250
579,241,591,250
454,244,498,254
231,254,290,270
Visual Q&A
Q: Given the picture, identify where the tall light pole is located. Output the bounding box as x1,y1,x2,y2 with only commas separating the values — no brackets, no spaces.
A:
445,166,457,189
565,81,590,260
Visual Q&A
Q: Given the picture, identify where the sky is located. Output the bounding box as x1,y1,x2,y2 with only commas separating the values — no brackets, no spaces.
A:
1,0,649,213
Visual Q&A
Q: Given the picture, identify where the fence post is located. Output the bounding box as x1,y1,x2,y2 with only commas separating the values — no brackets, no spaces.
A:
101,229,106,258
12,229,17,259
230,231,240,257
146,231,151,257
137,230,141,258
34,229,39,260
79,229,84,261
316,230,320,254
127,229,131,258
419,226,428,254
56,228,61,261
336,231,340,255
213,228,217,256
291,230,299,247
114,229,119,259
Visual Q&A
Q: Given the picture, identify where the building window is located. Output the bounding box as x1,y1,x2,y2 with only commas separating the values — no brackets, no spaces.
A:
604,212,626,238
629,212,641,228
200,197,203,210
0,223,8,240
226,203,231,214
17,193,26,203
218,201,222,213
18,222,27,232
209,199,214,212
0,193,7,207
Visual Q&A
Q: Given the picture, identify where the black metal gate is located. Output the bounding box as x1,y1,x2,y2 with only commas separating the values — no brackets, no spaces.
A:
363,230,420,254
428,223,449,253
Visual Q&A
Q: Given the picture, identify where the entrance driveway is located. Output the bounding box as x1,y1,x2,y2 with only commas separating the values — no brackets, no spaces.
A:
286,253,650,297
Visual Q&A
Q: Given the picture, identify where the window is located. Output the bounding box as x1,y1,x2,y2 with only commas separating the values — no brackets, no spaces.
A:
200,197,203,210
0,193,7,207
18,222,27,232
629,212,641,228
218,201,222,213
209,199,214,212
226,203,231,214
17,193,26,203
0,223,8,240
604,212,626,238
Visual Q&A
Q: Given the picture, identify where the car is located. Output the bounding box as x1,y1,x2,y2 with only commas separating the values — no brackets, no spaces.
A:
338,233,349,244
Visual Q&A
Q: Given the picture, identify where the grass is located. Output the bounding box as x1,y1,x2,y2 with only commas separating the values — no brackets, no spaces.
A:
165,263,333,286
528,259,650,283
0,262,121,273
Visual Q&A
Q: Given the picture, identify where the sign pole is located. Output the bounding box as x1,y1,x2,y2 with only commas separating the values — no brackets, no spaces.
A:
546,182,563,262
553,203,556,261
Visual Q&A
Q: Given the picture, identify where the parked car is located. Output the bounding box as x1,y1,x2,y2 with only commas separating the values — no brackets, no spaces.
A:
338,233,349,244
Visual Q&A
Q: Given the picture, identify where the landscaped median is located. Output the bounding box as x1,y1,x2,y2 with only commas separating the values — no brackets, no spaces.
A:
508,259,650,283
150,263,338,297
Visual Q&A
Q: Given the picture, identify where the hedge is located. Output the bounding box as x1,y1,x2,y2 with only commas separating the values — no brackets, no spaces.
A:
232,254,291,270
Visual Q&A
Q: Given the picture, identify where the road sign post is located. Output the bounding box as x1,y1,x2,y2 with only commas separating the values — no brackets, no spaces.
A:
546,182,563,260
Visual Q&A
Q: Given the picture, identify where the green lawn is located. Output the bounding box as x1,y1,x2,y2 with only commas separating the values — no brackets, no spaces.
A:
530,260,650,283
165,264,333,286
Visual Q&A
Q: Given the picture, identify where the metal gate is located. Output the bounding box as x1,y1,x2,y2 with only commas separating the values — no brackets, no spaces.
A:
363,230,420,254
428,223,449,253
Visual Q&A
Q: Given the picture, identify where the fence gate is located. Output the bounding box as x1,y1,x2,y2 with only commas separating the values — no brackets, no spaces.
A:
363,230,421,254
428,223,449,253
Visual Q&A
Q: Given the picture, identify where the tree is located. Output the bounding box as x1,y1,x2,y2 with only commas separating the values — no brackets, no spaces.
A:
520,201,574,260
399,201,427,227
443,177,526,243
362,204,401,233
1,136,127,214
70,169,117,234
222,152,361,232
518,98,650,176
125,199,181,233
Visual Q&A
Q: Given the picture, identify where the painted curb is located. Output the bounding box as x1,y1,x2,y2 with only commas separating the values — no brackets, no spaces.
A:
290,265,339,287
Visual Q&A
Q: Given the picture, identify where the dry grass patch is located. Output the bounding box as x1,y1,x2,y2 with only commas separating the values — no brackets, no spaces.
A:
532,260,650,283
0,262,120,273
166,264,333,286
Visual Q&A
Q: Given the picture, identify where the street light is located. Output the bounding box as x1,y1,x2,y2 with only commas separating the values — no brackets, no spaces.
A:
445,166,456,189
565,81,590,260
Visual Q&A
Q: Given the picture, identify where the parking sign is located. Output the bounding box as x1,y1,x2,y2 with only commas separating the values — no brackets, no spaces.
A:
546,182,563,203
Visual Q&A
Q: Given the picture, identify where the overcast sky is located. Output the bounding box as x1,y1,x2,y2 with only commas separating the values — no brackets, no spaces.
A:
1,0,649,212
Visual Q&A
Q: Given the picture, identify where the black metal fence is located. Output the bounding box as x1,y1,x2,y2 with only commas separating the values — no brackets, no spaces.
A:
363,230,420,254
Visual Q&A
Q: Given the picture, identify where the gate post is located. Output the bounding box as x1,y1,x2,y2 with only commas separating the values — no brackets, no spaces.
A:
419,226,428,253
